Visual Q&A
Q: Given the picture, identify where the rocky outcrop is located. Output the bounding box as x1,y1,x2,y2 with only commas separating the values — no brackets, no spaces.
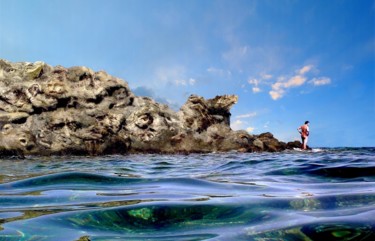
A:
0,59,294,156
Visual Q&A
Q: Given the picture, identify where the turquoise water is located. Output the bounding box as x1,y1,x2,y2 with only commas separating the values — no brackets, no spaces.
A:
0,148,374,240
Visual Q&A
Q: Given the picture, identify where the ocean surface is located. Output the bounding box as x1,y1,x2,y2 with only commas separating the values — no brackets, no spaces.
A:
0,148,374,241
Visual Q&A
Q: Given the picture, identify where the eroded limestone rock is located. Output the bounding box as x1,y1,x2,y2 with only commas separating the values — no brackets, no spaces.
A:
0,59,290,156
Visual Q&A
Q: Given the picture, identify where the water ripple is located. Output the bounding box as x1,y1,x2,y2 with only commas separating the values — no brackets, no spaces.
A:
0,148,374,240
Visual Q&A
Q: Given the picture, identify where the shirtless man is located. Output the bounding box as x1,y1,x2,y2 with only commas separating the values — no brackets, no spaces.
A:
297,121,310,150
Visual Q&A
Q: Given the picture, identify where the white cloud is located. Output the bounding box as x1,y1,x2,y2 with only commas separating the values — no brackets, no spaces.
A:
309,77,331,86
252,87,261,93
189,78,196,85
269,75,306,100
247,73,272,94
235,112,257,119
207,67,222,74
174,78,196,86
155,66,185,84
246,127,255,133
230,123,256,133
154,66,196,87
285,75,307,88
207,67,232,77
175,79,186,86
248,78,259,85
298,65,314,75
267,64,332,100
231,119,244,130
260,73,273,80
269,90,284,100
232,112,257,132
248,78,262,93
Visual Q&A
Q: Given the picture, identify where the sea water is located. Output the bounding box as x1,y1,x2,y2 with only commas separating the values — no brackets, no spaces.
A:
0,148,374,240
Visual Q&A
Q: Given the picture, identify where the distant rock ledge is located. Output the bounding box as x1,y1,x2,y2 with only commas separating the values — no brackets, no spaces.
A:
0,59,299,156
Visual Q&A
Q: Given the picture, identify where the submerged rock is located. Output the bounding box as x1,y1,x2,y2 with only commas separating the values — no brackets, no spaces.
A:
0,59,291,156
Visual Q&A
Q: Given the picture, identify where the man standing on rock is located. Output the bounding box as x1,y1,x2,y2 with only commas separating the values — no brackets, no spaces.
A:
298,121,310,150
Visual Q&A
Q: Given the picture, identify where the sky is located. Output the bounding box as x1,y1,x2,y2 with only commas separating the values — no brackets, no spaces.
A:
0,0,374,147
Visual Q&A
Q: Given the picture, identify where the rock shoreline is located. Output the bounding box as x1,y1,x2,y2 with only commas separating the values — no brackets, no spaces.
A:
0,59,300,156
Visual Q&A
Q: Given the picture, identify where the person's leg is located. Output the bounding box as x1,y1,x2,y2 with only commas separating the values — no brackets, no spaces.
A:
303,137,308,149
301,136,305,149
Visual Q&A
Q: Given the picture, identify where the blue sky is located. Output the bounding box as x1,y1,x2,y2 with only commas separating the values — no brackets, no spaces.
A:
0,0,374,147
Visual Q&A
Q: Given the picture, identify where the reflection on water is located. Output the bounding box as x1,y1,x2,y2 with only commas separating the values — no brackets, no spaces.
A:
0,148,374,240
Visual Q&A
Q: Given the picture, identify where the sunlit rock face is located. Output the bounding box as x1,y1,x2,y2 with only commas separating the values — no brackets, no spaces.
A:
0,59,292,156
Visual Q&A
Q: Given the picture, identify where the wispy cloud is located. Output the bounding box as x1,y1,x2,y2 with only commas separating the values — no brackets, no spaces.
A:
222,45,250,71
252,87,261,93
309,77,331,86
297,64,314,75
189,78,196,85
248,78,262,93
269,89,284,100
232,111,257,132
248,78,260,85
222,45,248,61
231,120,255,134
247,72,273,93
269,73,306,100
175,78,196,86
154,65,196,86
246,64,332,100
231,119,245,130
267,65,331,100
260,73,273,80
235,112,257,119
206,67,232,77
155,66,185,83
246,127,255,133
